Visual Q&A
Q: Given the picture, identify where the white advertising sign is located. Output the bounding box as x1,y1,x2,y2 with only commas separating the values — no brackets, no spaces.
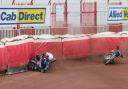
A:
108,6,128,23
0,6,50,26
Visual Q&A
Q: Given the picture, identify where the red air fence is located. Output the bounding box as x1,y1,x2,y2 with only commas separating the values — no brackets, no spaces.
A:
0,43,7,70
0,0,126,71
0,32,128,70
62,35,90,59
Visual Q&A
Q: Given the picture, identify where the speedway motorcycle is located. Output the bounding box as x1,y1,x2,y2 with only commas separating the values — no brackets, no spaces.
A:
104,49,123,65
27,55,56,73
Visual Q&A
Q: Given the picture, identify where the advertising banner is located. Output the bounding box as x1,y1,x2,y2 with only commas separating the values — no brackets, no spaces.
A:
108,6,128,22
0,6,50,26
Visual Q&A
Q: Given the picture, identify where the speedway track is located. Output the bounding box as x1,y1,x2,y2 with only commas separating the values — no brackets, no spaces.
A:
0,57,128,89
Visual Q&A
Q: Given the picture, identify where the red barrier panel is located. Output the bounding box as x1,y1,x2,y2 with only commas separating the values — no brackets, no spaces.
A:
91,37,119,55
118,37,128,52
0,47,7,70
63,36,90,59
25,42,35,61
6,40,34,68
116,32,128,53
34,38,62,59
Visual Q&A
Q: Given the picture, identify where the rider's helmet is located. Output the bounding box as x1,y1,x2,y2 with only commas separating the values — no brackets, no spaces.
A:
45,52,49,58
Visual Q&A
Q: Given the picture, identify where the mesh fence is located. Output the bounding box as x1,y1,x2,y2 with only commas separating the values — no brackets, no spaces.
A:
0,24,124,39
0,0,126,39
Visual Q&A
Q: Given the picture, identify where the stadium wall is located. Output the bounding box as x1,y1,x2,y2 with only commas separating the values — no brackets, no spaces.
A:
0,31,128,70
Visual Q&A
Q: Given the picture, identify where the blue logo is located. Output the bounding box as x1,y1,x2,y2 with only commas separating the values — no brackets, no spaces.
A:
109,10,122,18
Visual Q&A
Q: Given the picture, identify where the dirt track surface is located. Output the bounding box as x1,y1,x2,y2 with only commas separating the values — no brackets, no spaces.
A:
0,58,128,89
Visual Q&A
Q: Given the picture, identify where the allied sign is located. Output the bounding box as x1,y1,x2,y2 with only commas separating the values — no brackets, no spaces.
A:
108,6,128,21
0,6,50,25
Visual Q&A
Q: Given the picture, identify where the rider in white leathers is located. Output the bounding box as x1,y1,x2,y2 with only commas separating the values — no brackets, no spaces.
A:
41,52,56,72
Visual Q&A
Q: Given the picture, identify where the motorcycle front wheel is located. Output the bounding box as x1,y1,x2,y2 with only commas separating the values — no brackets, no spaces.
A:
104,53,113,65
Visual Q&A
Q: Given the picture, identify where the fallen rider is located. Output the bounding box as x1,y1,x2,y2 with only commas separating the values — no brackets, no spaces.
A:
28,52,56,73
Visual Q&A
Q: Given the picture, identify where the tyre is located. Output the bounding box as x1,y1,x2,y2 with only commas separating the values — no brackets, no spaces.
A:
27,61,37,70
104,53,114,65
104,53,113,60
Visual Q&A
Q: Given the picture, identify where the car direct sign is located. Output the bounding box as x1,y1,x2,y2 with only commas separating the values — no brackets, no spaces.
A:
108,6,128,21
0,7,47,25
